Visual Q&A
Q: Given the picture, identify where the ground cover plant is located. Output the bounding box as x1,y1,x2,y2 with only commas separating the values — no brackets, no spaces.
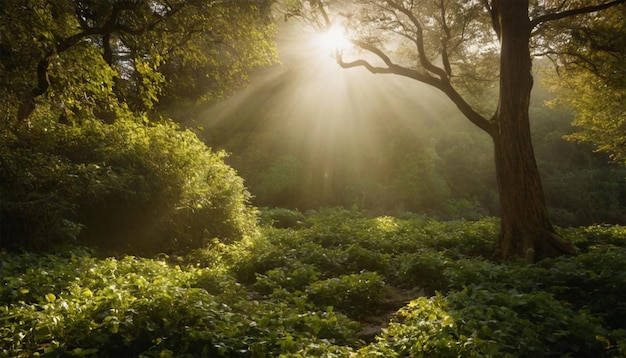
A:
1,208,625,357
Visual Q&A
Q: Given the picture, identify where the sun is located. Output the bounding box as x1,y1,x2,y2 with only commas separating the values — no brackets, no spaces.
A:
315,25,351,53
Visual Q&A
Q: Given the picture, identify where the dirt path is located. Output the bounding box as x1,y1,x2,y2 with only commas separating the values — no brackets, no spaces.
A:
357,286,424,342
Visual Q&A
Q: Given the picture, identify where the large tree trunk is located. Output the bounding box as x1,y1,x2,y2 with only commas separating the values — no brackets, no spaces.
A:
492,0,578,262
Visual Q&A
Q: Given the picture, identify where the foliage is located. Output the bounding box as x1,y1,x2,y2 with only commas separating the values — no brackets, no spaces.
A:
258,207,305,229
552,70,626,165
0,0,277,124
0,117,257,253
362,287,608,357
306,272,387,319
0,0,278,253
1,210,625,357
0,247,360,357
541,5,626,164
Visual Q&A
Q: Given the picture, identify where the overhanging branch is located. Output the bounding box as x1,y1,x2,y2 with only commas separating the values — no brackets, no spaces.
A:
337,55,440,87
530,0,625,29
337,42,495,136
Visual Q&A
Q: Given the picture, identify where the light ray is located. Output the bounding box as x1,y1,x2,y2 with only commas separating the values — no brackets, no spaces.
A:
196,20,463,208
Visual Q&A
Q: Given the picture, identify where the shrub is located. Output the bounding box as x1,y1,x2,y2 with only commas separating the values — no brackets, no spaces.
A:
342,244,390,273
0,118,257,253
576,224,625,249
0,133,83,249
536,246,626,331
224,232,302,284
301,207,366,248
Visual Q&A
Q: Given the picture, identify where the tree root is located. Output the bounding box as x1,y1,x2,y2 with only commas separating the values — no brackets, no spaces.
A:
494,229,580,263
543,230,580,256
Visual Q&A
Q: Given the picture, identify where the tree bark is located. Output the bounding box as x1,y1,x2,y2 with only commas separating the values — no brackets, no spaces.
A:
492,0,578,262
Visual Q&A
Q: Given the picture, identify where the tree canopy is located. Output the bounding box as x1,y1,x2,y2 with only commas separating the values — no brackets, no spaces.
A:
0,0,277,127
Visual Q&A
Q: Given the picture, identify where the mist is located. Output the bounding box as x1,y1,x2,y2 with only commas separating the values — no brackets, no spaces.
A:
192,20,625,225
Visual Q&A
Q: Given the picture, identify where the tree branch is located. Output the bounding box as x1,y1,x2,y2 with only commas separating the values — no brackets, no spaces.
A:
338,46,441,87
310,0,331,29
338,40,495,136
435,0,453,76
483,0,501,40
530,0,625,29
385,0,449,81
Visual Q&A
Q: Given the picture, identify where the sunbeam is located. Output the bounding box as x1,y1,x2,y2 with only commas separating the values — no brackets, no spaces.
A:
196,20,465,207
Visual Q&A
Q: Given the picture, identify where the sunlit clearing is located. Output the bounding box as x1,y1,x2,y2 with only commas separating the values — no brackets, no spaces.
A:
315,25,351,53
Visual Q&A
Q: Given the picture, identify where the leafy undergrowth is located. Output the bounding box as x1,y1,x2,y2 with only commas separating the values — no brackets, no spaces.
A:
1,208,625,357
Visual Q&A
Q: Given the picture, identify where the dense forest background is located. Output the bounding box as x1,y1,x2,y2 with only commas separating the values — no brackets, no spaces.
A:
187,26,626,228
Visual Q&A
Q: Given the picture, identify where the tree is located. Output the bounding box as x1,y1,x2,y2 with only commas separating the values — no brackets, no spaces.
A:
280,0,625,261
0,0,276,127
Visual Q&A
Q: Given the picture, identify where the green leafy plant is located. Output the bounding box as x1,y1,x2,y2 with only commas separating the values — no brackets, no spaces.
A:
306,272,387,319
1,212,624,357
362,287,607,357
254,262,321,295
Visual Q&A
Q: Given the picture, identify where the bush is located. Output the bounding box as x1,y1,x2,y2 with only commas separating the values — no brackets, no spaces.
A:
302,207,367,248
536,246,626,331
224,232,303,284
0,118,257,253
0,131,83,249
390,252,450,291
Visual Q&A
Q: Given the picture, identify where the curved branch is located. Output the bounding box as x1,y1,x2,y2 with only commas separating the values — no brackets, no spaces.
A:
337,53,440,87
338,41,495,136
530,0,625,29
